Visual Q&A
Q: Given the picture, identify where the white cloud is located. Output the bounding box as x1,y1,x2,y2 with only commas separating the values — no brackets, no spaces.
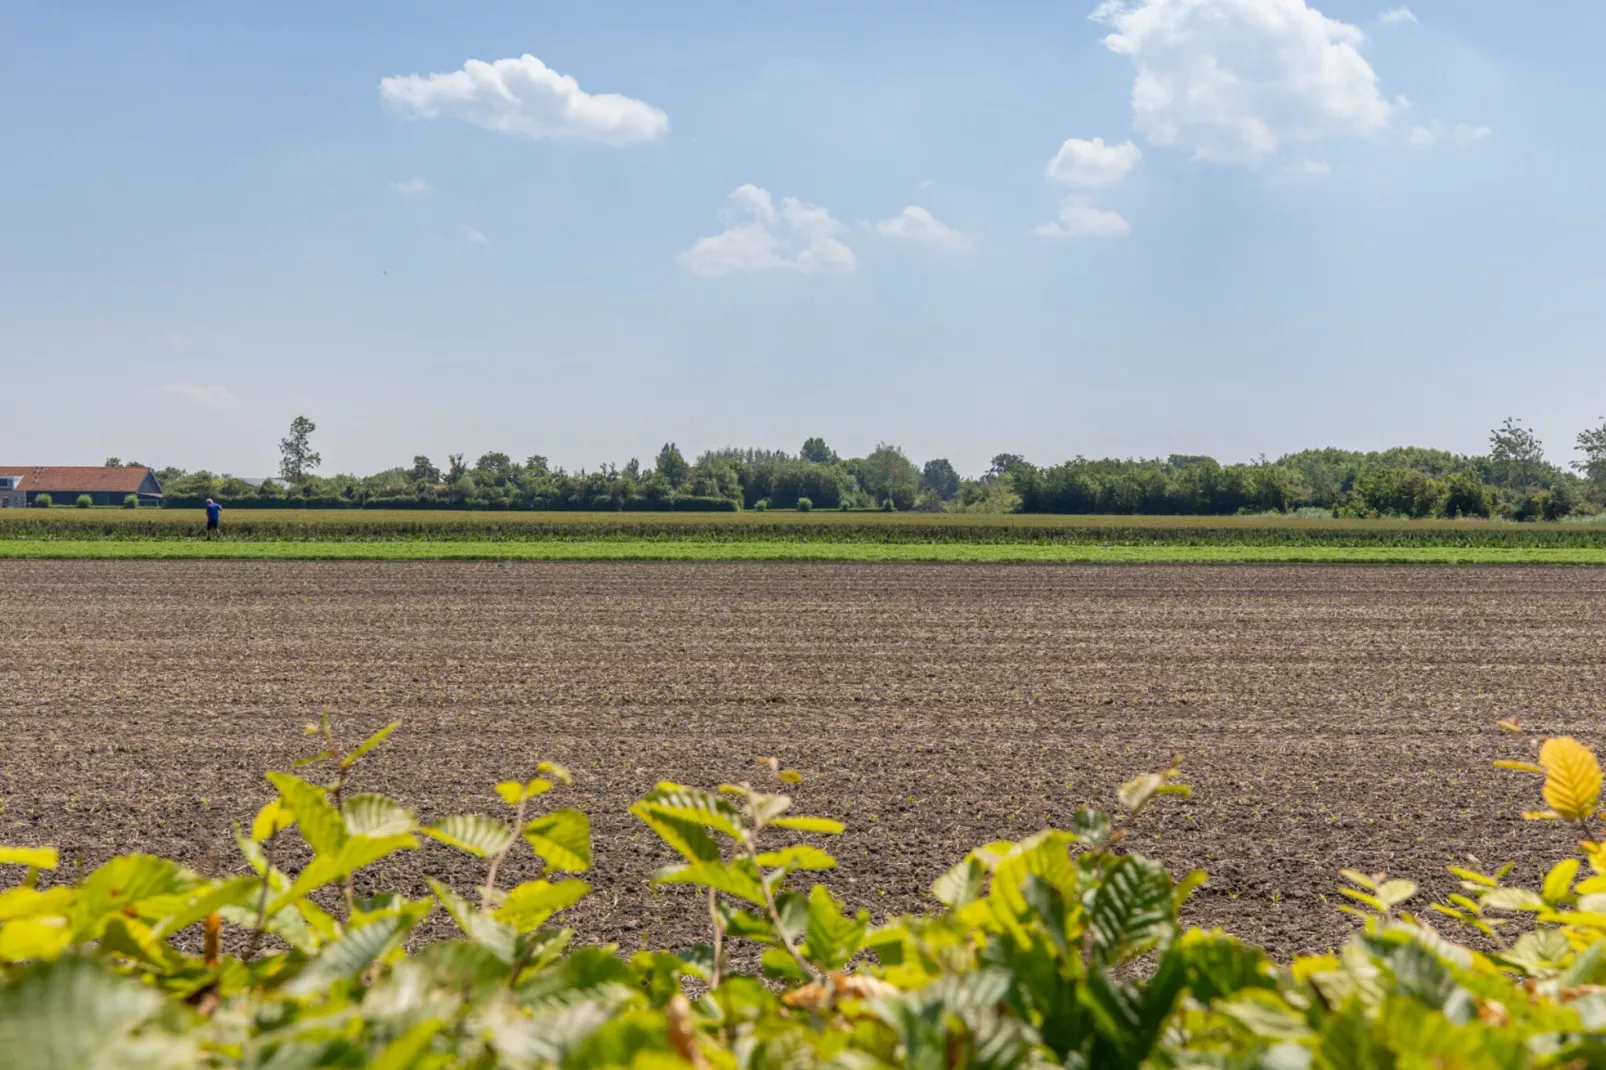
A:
1378,7,1418,25
380,54,669,145
874,206,970,250
1284,158,1333,177
390,177,432,195
161,383,234,405
1035,199,1131,238
460,224,490,247
1409,121,1493,147
1091,0,1394,164
679,185,856,277
1046,137,1142,187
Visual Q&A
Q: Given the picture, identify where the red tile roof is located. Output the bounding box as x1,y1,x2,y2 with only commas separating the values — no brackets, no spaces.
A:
1,467,158,494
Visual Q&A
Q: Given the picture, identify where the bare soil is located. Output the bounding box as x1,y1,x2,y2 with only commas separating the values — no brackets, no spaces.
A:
2,561,1603,958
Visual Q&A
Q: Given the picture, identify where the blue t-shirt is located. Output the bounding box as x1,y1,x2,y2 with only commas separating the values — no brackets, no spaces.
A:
206,502,221,523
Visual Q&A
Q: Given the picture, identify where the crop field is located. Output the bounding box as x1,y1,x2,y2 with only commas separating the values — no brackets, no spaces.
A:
4,559,1604,959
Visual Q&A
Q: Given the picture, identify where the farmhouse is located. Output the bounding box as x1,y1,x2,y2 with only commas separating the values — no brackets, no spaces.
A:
0,466,163,506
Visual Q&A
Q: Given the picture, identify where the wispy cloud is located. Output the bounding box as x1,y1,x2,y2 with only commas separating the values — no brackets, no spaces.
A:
1409,122,1493,148
679,185,855,277
390,177,432,195
161,383,235,405
1034,200,1130,239
460,224,491,248
1378,7,1419,25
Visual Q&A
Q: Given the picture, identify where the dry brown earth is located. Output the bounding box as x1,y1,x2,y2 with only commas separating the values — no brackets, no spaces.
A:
2,560,1604,958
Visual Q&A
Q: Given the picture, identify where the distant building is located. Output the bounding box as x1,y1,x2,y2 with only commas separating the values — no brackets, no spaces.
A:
0,475,24,509
0,466,164,506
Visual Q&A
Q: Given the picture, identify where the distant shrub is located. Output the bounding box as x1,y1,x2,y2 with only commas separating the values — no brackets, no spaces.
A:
753,498,770,512
123,494,139,509
797,496,812,512
75,494,92,509
880,498,896,512
839,500,850,511
33,493,51,508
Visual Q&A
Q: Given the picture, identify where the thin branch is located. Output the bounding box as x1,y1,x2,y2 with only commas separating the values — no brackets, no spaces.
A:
244,833,277,960
482,795,530,912
744,830,820,984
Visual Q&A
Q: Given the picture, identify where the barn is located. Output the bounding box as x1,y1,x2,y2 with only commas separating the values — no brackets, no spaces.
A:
0,466,164,507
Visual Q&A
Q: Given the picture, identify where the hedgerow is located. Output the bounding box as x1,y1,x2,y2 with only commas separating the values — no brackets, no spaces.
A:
5,720,1606,1067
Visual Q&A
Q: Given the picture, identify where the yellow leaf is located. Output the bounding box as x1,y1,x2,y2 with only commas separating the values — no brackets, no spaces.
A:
1493,761,1545,775
251,799,294,842
1540,738,1603,822
0,847,58,870
0,917,71,962
1523,810,1561,821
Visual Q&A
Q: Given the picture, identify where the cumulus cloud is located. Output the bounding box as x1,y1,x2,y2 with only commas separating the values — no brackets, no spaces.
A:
679,185,856,277
390,177,432,195
380,54,669,145
874,206,970,250
161,383,235,405
1378,7,1418,25
1046,137,1142,187
1409,121,1493,147
460,224,490,247
1035,200,1131,239
1091,0,1394,164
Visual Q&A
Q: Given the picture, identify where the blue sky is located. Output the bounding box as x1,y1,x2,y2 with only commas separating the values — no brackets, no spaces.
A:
3,0,1603,478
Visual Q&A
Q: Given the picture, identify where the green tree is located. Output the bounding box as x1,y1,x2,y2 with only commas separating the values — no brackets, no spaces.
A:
800,437,837,464
655,443,690,488
920,458,962,501
445,454,467,484
1575,417,1606,486
278,416,322,481
1489,417,1544,492
474,452,515,486
859,443,919,510
103,457,122,467
984,453,1028,485
408,456,440,484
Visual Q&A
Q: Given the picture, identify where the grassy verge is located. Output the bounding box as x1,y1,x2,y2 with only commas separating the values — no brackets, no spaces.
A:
1,539,1603,564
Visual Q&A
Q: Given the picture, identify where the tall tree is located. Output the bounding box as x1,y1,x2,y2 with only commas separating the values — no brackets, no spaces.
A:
408,456,440,483
655,443,690,488
859,443,920,509
278,416,322,481
1489,417,1544,492
1575,417,1606,486
800,437,836,464
920,458,962,501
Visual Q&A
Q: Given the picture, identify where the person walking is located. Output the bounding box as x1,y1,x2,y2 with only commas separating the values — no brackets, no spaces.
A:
204,497,222,539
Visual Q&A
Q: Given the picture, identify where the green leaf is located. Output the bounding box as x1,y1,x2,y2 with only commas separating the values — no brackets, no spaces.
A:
769,816,845,834
1088,856,1175,965
1544,858,1581,903
0,847,57,870
0,887,73,924
267,834,418,914
496,779,554,805
629,801,723,865
147,875,259,941
342,794,416,837
1481,887,1547,912
496,879,590,933
428,878,516,963
755,845,837,871
933,857,987,908
1376,879,1418,909
368,1019,444,1070
523,809,592,873
653,861,767,905
71,855,196,937
424,814,514,858
266,772,349,857
250,798,294,842
635,784,746,839
282,914,409,996
341,720,401,771
0,957,181,1070
803,884,868,970
0,919,71,962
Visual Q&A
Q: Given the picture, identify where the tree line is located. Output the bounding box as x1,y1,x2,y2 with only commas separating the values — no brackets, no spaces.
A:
151,415,1606,519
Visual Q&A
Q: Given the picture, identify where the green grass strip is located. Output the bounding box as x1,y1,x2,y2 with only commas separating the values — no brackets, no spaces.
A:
2,539,1604,564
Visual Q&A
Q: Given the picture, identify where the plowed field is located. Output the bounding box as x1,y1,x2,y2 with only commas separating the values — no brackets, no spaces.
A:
2,561,1603,957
